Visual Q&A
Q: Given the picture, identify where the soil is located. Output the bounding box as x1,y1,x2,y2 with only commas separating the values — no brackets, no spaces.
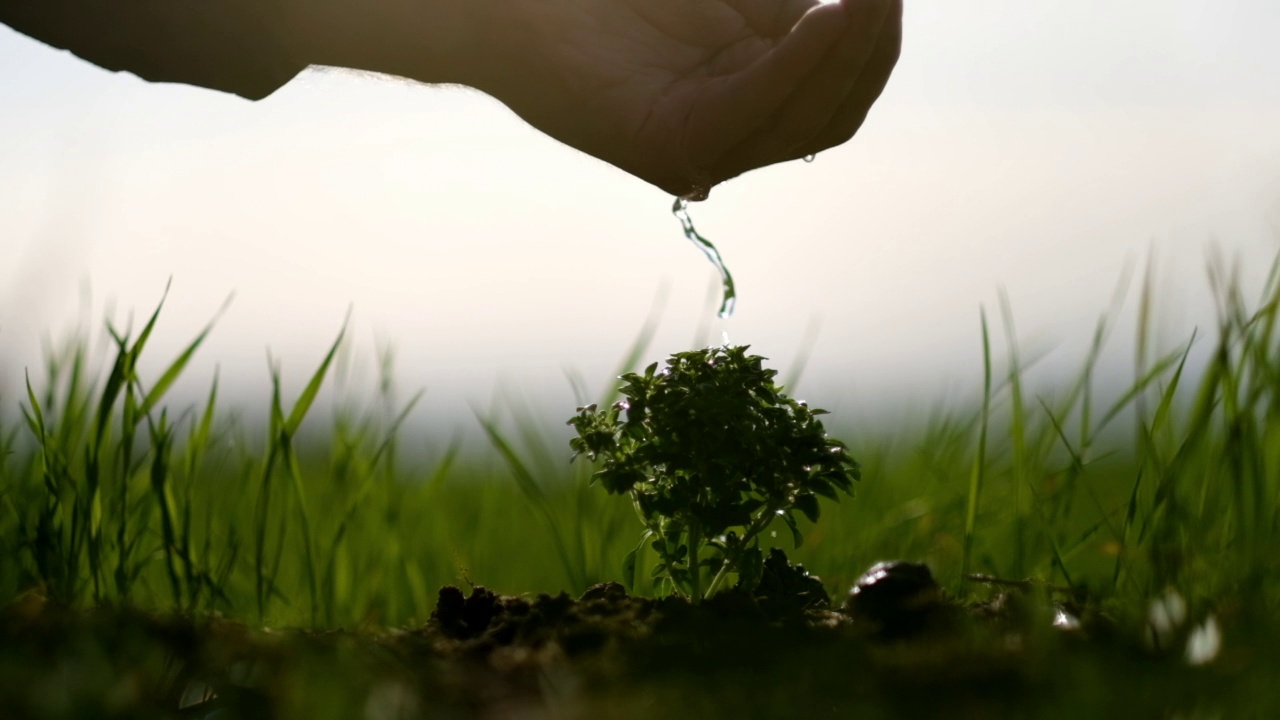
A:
0,562,1264,719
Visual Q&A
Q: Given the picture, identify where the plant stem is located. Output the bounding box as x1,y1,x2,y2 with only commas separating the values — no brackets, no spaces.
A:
687,521,703,602
702,504,779,599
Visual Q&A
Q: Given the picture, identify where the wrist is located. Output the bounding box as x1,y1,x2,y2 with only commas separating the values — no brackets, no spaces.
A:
285,0,498,89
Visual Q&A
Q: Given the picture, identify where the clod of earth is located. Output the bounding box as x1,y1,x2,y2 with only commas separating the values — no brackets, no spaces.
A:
0,561,1263,719
843,560,951,639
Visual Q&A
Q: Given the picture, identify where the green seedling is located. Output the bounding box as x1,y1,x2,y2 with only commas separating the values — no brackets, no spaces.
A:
568,345,860,601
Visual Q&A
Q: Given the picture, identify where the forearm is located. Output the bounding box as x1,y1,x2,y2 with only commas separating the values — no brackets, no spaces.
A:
0,0,311,99
0,0,489,100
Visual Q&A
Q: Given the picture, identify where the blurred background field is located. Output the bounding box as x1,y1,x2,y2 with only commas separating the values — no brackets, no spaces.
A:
3,253,1278,630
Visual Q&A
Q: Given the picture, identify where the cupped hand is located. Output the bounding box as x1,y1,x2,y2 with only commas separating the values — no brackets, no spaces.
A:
475,0,902,198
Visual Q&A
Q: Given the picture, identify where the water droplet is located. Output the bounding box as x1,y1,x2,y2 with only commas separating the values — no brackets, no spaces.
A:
1052,606,1082,631
803,154,816,163
1146,588,1188,650
672,197,737,319
680,185,711,202
1185,615,1222,666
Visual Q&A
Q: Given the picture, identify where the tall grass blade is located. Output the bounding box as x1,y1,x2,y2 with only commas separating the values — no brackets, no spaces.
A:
962,308,992,585
285,317,349,437
146,410,183,606
475,412,586,591
138,295,230,418
998,288,1028,576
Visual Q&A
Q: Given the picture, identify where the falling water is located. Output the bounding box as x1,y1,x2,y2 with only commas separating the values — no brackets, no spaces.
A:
672,197,736,319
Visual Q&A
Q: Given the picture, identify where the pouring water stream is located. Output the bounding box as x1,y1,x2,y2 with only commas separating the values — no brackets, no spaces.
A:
672,197,736,319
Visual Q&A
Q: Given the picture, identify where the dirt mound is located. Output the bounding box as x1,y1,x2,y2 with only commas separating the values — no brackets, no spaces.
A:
0,574,1256,719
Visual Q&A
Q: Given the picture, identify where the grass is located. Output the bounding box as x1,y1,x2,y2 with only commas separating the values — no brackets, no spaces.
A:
4,257,1280,621
1,252,1278,715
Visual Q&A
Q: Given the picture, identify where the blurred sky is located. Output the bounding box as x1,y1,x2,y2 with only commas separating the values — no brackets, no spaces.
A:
2,0,1280,437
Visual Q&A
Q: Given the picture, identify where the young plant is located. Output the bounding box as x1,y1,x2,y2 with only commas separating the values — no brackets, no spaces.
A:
568,345,860,601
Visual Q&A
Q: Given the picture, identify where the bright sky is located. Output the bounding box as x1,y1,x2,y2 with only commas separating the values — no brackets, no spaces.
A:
2,1,1279,434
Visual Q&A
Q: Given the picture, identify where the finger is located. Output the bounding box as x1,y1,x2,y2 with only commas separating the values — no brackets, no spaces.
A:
707,0,900,181
709,0,892,172
719,0,819,37
687,3,847,164
794,0,901,155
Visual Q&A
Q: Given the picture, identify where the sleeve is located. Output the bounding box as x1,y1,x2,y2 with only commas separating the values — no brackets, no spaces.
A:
0,0,309,100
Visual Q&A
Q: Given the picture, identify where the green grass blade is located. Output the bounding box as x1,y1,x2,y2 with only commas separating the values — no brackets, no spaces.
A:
962,308,993,586
1094,347,1187,436
125,279,172,374
146,410,183,606
285,318,348,437
139,296,230,418
475,411,585,591
367,389,425,472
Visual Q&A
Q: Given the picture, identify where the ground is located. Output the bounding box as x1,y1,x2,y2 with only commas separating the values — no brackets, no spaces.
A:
2,562,1270,719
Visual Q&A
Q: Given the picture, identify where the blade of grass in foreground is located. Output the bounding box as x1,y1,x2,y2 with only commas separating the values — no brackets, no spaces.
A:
179,369,220,610
138,294,231,418
145,410,183,607
998,288,1029,578
962,308,992,587
285,322,348,626
475,413,587,592
255,319,347,625
105,286,172,601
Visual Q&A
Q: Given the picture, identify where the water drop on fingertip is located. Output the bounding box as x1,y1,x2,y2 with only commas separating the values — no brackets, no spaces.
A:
680,186,710,203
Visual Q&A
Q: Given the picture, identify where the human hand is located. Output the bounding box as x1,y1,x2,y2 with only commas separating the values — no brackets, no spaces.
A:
3,0,898,197
304,0,901,198
469,0,903,198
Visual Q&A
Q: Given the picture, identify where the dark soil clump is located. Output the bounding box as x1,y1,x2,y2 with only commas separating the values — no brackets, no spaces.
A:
0,578,1270,719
